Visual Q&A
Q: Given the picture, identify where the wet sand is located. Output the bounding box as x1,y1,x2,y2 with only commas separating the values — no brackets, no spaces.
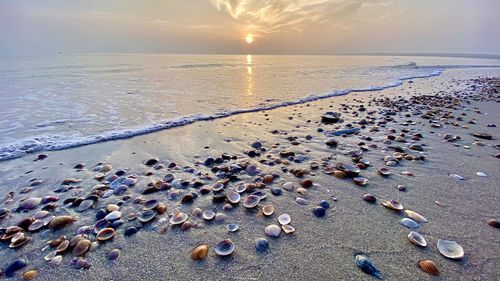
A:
0,69,499,280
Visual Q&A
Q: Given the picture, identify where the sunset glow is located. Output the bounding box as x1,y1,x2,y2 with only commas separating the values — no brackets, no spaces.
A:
246,35,254,44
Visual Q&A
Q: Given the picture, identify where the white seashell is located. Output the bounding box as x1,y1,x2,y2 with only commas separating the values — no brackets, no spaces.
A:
449,174,466,180
404,210,428,223
408,231,427,247
104,211,121,221
437,239,464,259
278,214,291,225
476,172,487,177
264,224,281,237
401,218,419,228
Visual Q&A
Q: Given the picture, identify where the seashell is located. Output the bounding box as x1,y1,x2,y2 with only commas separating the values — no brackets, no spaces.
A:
215,213,226,221
49,255,62,266
49,215,77,229
72,239,91,256
353,177,368,186
143,199,158,210
212,182,224,192
11,232,24,243
282,182,294,190
476,172,487,177
408,231,427,247
56,240,70,253
252,191,267,199
45,250,58,261
77,199,94,212
264,224,281,237
70,234,85,247
312,206,326,217
449,173,466,180
418,260,439,275
300,179,313,188
9,235,31,248
93,219,110,234
1,226,23,240
214,239,234,256
192,208,203,217
246,165,258,174
202,210,215,221
190,244,209,260
382,200,403,211
262,175,274,184
296,197,308,205
107,249,120,260
262,205,274,216
169,212,188,225
96,228,115,242
243,195,260,208
28,219,44,231
34,211,49,219
296,188,308,196
138,210,157,223
278,214,291,225
76,225,91,235
401,218,419,228
0,208,11,219
355,254,382,279
336,163,360,177
437,239,464,259
46,235,66,247
5,258,28,277
226,192,241,204
378,168,390,176
19,197,42,210
236,184,247,193
254,238,269,252
227,224,239,232
105,210,122,221
362,194,376,203
23,269,37,280
333,170,346,178
487,219,500,228
74,258,88,269
181,220,192,231
17,217,35,230
282,224,295,234
404,210,428,223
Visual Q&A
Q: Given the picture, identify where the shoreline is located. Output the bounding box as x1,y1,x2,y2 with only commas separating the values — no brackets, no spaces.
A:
0,69,499,281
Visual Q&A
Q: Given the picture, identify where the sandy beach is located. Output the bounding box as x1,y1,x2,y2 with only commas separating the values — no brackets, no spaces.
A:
0,68,499,281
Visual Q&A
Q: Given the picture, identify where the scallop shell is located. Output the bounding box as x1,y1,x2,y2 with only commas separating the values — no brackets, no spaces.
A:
138,210,157,223
382,200,403,211
418,260,439,275
264,224,281,237
401,218,419,228
278,214,291,225
262,205,274,216
408,231,427,247
190,244,209,260
202,210,215,221
437,239,464,259
169,212,188,225
96,228,115,242
242,195,260,208
281,224,295,234
226,192,241,204
404,210,428,223
214,239,234,256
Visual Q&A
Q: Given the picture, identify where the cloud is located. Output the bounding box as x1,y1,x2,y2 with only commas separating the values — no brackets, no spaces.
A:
210,0,378,34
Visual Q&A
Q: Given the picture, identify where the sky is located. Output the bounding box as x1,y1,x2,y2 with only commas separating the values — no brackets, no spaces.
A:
1,0,499,55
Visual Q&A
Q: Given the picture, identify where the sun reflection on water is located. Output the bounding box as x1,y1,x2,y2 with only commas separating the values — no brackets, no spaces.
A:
246,55,253,96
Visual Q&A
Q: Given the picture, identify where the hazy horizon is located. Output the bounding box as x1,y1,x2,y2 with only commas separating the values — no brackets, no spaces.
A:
1,0,500,56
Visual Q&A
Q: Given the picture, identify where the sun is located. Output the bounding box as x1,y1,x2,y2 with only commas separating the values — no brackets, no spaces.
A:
245,35,254,44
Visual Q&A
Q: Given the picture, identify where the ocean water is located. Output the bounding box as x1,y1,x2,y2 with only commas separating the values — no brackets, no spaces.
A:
0,53,499,160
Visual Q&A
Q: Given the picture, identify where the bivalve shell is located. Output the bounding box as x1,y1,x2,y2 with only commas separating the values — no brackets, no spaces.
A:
278,214,291,225
190,244,209,260
262,205,274,216
72,239,91,256
282,225,295,234
214,239,234,256
382,200,403,211
169,212,188,225
418,260,439,275
437,239,464,259
243,195,260,208
408,231,427,247
401,218,419,228
264,224,281,237
226,192,241,204
138,210,157,223
96,228,115,241
202,211,215,221
404,210,428,223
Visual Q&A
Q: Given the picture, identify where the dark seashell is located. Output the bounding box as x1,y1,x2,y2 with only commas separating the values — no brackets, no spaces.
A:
17,217,35,230
0,208,11,219
181,221,193,231
214,239,234,256
362,194,376,203
96,228,115,241
141,186,157,195
9,235,31,248
145,158,159,166
181,193,195,203
93,219,110,234
212,194,227,203
355,254,382,279
63,197,77,205
271,188,282,196
138,210,157,223
124,227,138,236
300,179,313,188
28,219,44,231
336,163,360,177
143,200,158,210
69,234,84,247
5,258,27,277
487,219,500,228
203,158,215,166
19,197,42,210
319,200,330,209
95,209,107,220
72,239,91,256
41,196,59,204
112,220,124,229
254,238,269,252
312,206,326,217
56,240,70,253
107,249,121,260
41,203,57,211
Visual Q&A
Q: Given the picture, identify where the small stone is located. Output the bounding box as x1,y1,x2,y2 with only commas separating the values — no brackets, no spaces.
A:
319,200,330,209
145,158,159,166
300,179,313,188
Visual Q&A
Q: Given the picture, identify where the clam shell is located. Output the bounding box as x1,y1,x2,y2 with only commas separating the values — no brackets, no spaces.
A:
262,205,274,216
96,228,115,241
49,255,62,266
226,192,241,204
19,197,42,210
252,191,267,200
382,200,403,211
401,218,419,228
236,184,247,193
28,219,44,231
138,210,157,223
34,211,49,219
408,231,427,247
282,182,294,190
0,208,11,219
104,210,122,221
487,219,500,228
70,234,85,247
336,163,360,177
214,239,234,256
9,235,31,248
202,211,215,221
227,224,239,232
23,270,37,280
362,194,376,203
353,177,368,186
264,224,281,237
378,168,391,176
56,240,70,253
281,224,295,234
404,210,428,223
212,182,224,192
143,199,158,210
93,219,110,234
44,250,58,261
278,214,291,225
355,254,382,279
1,226,23,240
107,249,121,260
190,244,209,260
243,195,260,208
169,212,188,225
418,260,439,275
72,239,91,256
437,239,464,259
49,215,77,229
77,199,94,212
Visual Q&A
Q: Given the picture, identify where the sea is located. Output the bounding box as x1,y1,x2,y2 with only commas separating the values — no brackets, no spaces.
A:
1,53,499,160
